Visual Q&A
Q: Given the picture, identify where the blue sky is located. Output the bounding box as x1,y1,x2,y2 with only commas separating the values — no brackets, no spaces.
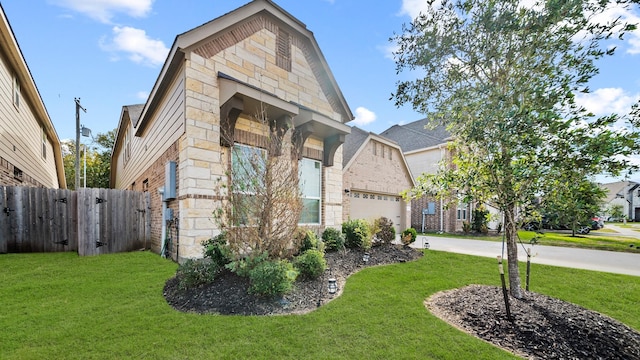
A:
3,0,640,158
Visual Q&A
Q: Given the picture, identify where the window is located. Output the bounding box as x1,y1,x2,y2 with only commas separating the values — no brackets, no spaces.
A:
123,127,131,165
457,202,467,220
14,167,23,182
232,144,266,225
12,75,20,108
41,126,47,160
276,28,291,71
299,158,321,224
423,202,436,215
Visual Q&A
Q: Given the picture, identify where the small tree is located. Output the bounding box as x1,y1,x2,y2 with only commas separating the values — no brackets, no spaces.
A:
608,204,625,221
215,108,304,260
392,0,640,298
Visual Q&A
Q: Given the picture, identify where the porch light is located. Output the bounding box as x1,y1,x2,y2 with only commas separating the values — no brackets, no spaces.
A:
328,278,337,295
362,252,370,264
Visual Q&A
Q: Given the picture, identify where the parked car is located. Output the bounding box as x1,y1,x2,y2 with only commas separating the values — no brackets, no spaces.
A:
591,217,604,230
522,216,591,234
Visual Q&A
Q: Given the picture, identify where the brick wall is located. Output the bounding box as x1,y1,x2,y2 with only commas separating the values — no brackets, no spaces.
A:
0,156,46,187
129,140,180,253
411,196,467,233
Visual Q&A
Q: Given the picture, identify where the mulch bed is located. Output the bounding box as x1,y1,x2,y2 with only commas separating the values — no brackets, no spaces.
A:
427,285,640,359
163,244,422,316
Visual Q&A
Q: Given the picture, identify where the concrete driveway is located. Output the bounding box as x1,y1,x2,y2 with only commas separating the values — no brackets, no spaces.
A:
411,235,640,277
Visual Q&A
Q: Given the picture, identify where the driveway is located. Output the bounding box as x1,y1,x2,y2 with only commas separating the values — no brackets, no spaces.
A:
411,236,640,277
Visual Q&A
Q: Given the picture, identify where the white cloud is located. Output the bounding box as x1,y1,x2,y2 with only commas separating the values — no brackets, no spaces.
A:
352,107,377,126
100,26,168,67
575,87,638,117
399,0,432,20
136,91,149,100
52,0,154,23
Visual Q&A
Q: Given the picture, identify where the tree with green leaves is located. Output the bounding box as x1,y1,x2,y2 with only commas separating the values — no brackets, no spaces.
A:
62,129,115,190
392,0,639,298
541,174,606,236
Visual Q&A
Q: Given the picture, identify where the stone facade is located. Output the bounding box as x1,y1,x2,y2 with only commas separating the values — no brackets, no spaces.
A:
112,2,352,261
343,133,413,232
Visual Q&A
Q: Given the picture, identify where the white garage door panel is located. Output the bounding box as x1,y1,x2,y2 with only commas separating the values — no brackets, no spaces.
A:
350,192,402,233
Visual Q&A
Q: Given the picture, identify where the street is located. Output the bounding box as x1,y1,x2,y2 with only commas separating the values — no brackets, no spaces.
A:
411,235,640,277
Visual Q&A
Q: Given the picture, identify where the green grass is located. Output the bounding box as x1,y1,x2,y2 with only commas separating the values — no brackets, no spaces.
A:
423,229,640,253
518,231,640,253
1,251,639,359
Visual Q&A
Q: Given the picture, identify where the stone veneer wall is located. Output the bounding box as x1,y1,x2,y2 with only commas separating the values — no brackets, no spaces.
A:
0,156,46,187
173,24,347,260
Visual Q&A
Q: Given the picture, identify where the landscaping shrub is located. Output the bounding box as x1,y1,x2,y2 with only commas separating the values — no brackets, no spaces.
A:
226,250,269,278
401,227,417,246
296,228,320,254
176,259,217,290
373,217,396,246
342,219,372,249
202,232,232,268
471,207,490,234
321,227,345,251
294,249,327,279
248,259,298,296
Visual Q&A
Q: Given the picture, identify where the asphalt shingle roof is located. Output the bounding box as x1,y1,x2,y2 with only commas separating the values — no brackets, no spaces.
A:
380,118,450,152
342,126,370,166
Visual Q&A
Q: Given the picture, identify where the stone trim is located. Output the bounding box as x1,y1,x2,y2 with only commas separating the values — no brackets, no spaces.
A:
177,194,227,201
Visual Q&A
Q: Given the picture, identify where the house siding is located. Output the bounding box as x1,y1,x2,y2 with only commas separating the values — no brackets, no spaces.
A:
0,50,58,188
113,65,186,190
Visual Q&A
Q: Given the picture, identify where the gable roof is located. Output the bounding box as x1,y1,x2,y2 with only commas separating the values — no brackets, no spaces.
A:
135,0,352,136
342,126,370,166
343,126,415,185
600,181,640,203
0,4,66,188
380,118,451,153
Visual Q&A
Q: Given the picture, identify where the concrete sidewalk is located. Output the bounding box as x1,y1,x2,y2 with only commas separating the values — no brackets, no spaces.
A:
411,236,640,277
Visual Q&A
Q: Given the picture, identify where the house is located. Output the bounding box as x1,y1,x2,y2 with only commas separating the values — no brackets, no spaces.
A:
110,0,352,261
342,126,414,233
0,4,65,188
380,118,472,232
600,181,640,221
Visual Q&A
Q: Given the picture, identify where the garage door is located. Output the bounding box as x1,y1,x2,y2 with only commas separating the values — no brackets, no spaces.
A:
349,191,402,233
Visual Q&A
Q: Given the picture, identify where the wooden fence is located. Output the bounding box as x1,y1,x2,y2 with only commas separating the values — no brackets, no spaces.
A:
0,186,150,256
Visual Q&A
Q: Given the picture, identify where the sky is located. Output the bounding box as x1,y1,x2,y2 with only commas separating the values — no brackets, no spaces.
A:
2,0,640,178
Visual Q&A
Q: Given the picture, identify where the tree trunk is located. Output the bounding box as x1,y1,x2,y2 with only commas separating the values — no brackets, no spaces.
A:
504,205,524,299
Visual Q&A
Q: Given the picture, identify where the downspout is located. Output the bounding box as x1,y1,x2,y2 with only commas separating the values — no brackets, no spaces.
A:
159,187,167,258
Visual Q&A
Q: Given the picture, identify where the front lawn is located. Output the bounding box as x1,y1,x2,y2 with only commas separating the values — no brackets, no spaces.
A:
424,230,640,253
1,251,638,359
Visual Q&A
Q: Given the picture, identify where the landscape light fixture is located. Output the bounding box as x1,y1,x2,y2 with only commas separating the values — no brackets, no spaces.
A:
328,278,337,295
362,252,370,264
423,237,430,249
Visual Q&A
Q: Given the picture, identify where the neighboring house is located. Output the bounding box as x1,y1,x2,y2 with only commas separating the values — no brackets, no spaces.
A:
110,0,352,261
342,126,414,233
0,4,65,188
600,181,640,221
381,118,476,232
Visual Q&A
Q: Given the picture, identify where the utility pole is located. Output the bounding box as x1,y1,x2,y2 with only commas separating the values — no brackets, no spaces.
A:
74,98,86,190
